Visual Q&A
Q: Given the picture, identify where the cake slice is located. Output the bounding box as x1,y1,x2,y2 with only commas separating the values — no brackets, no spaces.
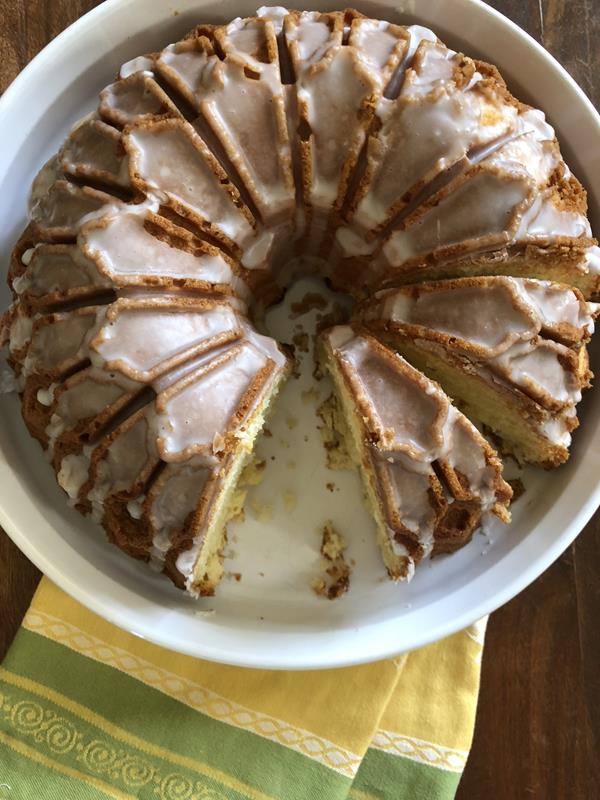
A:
319,326,511,580
332,31,600,300
370,126,597,295
347,36,519,238
359,277,598,466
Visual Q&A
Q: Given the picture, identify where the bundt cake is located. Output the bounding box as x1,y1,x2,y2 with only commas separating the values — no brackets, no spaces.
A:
2,7,598,596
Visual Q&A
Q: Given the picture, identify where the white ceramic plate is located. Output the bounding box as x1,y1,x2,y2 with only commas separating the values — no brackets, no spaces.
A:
1,0,600,670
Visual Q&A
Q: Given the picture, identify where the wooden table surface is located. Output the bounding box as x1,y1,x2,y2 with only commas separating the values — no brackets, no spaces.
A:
1,1,599,796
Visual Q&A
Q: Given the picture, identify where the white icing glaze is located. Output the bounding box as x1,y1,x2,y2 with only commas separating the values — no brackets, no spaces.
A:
381,25,437,100
367,277,596,353
444,409,497,510
158,42,216,101
515,192,592,240
30,180,117,236
222,17,268,65
45,414,66,451
351,19,404,74
60,118,130,188
21,244,112,299
541,413,573,447
99,73,175,126
22,309,97,377
520,279,596,335
37,382,58,406
363,278,590,439
405,25,438,63
57,451,91,501
127,495,145,519
52,368,139,431
90,298,243,381
380,459,437,545
93,410,158,497
489,338,582,408
125,121,255,246
155,334,281,461
242,230,276,269
79,207,245,295
354,40,519,235
584,245,600,275
256,6,288,33
382,169,532,267
190,42,295,223
12,274,29,295
120,56,154,79
301,46,379,210
148,461,213,570
21,247,36,267
28,156,61,212
332,329,447,460
286,13,333,68
9,309,33,351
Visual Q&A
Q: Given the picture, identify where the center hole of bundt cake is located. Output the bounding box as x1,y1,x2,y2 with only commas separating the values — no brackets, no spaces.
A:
257,268,353,343
219,274,361,578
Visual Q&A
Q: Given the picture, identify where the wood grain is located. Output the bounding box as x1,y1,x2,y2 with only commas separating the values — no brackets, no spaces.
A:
0,1,598,797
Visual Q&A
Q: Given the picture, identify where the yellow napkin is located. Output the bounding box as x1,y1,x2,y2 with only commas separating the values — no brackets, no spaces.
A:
0,578,485,799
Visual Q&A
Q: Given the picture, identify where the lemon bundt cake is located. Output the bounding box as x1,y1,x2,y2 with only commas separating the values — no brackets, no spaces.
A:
2,8,598,594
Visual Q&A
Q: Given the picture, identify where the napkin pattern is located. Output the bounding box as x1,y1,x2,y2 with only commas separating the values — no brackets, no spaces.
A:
0,579,485,799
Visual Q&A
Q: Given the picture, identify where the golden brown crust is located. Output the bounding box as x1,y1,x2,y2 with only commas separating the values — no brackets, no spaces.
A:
103,496,153,562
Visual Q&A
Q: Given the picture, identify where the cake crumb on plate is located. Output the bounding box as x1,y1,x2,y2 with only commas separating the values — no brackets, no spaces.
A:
311,522,351,600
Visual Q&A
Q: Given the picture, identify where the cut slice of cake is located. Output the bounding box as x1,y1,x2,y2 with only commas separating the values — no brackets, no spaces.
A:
319,326,512,580
359,277,598,466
